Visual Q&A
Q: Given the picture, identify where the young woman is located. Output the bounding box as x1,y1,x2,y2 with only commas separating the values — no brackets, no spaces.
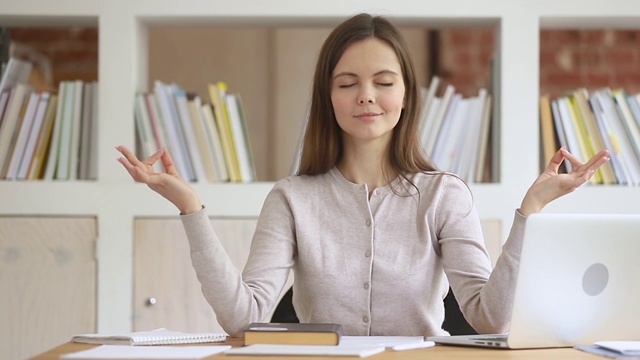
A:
117,13,609,337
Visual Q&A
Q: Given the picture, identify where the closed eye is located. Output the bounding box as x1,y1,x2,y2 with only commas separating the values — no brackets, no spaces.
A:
378,82,393,87
339,83,356,88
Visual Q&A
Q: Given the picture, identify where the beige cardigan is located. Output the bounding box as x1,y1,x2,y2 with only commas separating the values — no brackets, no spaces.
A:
182,168,526,337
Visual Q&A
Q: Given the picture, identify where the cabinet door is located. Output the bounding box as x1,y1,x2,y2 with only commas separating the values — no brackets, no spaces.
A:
133,217,259,333
0,217,96,360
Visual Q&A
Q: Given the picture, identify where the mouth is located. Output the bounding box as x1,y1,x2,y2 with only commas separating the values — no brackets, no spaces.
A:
355,112,381,121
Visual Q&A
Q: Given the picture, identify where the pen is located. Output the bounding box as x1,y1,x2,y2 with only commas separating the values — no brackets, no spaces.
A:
392,341,436,351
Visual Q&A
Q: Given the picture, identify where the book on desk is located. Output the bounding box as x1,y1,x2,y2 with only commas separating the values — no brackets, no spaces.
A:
242,322,344,346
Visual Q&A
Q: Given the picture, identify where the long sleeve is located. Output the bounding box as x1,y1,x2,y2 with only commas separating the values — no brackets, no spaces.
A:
181,181,296,336
181,168,527,337
429,174,525,334
438,204,525,334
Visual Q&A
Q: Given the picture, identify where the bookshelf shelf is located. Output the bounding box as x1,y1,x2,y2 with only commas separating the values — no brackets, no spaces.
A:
0,0,98,26
2,0,640,352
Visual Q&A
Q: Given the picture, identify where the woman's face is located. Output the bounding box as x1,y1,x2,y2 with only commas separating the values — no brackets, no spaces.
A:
330,37,405,147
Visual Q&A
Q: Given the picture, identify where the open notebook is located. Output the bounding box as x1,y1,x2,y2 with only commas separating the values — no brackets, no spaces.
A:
71,328,226,346
428,213,640,349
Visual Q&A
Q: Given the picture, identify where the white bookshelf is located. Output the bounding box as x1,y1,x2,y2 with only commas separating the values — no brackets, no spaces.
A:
1,0,639,335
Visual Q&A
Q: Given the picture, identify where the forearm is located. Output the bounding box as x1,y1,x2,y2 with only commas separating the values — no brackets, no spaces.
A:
181,208,256,336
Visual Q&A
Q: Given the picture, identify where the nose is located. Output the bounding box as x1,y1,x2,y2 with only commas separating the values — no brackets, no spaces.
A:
357,84,376,105
358,95,375,105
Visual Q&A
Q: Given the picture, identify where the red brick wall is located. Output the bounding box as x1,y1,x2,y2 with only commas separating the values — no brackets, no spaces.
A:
436,28,495,98
7,27,639,100
8,27,98,91
438,28,640,99
540,29,640,98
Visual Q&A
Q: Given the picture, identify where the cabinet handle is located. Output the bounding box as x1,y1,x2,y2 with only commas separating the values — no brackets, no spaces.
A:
146,297,157,306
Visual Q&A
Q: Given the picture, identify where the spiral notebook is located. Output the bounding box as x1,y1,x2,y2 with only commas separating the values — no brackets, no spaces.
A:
71,328,227,346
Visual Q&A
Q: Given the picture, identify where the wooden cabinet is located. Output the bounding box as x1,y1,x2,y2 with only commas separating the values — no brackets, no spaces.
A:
133,217,293,333
0,217,96,360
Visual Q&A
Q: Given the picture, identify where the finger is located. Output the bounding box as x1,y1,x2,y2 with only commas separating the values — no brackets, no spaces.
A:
116,145,157,182
116,145,145,167
584,150,610,171
581,155,610,182
158,148,180,176
115,146,137,171
142,148,165,168
544,147,566,174
568,149,610,174
117,156,150,183
571,152,610,184
117,145,165,172
559,148,584,168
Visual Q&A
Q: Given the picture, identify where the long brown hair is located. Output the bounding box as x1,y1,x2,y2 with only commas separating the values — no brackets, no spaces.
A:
296,13,437,181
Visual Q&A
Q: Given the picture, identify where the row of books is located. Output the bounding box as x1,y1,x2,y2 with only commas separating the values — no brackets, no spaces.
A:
0,57,98,181
540,87,640,186
419,76,494,183
134,80,255,183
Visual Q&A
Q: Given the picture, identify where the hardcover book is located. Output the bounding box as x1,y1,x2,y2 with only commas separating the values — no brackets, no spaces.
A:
243,322,344,346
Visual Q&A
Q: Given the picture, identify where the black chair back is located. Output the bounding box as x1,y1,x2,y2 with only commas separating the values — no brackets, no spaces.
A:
270,286,478,335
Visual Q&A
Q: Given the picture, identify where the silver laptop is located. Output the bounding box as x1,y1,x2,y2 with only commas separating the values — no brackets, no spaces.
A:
428,213,640,349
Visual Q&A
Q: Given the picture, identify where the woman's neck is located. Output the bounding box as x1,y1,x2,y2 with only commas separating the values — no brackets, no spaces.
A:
337,134,400,194
337,148,396,195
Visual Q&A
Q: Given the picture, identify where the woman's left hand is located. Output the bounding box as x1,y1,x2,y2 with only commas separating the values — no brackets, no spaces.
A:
520,147,610,216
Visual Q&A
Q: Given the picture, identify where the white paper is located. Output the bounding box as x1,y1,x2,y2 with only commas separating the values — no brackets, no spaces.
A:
60,345,231,359
340,335,424,348
595,341,640,355
225,344,385,357
390,341,435,351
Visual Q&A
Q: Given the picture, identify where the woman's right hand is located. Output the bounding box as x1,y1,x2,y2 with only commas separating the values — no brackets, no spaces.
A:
116,145,203,215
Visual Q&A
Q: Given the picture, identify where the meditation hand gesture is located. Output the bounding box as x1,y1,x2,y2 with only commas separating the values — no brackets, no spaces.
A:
520,147,610,216
116,146,202,215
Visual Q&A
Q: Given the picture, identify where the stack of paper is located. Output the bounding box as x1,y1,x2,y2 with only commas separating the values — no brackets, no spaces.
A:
225,344,385,358
575,341,640,358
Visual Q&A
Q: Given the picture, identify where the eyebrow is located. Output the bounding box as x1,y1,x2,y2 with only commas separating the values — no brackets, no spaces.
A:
333,69,399,80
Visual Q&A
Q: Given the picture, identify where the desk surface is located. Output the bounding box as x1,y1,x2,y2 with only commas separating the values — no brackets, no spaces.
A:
30,337,600,360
